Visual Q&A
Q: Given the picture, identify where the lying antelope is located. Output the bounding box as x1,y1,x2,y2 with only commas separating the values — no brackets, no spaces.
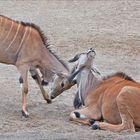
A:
51,49,140,132
0,15,69,117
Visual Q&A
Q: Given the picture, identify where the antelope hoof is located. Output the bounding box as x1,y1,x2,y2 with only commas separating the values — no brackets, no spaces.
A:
89,119,95,125
21,110,29,118
91,122,100,130
46,99,52,104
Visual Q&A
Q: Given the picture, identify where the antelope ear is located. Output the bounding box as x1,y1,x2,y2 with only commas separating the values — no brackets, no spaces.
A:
87,48,96,53
68,54,80,63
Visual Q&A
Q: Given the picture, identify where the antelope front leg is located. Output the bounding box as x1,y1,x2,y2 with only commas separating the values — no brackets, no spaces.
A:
70,106,101,125
29,68,51,103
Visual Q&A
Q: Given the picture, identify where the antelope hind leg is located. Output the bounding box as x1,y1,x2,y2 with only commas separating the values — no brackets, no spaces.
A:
92,86,140,132
17,65,29,118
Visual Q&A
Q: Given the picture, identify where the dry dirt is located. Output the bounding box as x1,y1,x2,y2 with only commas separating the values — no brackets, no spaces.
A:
0,0,140,140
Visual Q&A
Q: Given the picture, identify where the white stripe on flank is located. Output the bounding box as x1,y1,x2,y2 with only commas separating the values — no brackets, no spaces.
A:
0,17,2,26
6,22,21,51
0,17,3,29
0,18,6,40
0,17,2,38
15,25,32,54
1,21,14,44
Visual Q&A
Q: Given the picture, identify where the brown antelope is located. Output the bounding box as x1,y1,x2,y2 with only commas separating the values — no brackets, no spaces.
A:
51,49,140,132
0,15,69,117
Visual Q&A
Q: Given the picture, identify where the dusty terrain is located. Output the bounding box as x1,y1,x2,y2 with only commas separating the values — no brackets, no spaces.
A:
0,0,140,139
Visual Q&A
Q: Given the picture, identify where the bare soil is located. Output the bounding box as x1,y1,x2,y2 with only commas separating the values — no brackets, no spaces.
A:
0,0,140,139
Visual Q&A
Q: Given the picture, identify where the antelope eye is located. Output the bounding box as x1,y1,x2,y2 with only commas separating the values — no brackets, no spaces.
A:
61,82,64,88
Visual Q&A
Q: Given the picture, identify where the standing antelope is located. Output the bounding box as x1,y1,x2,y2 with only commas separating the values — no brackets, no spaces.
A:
0,15,69,117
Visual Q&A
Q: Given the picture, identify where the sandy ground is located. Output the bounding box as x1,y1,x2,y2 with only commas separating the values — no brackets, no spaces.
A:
0,0,140,139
